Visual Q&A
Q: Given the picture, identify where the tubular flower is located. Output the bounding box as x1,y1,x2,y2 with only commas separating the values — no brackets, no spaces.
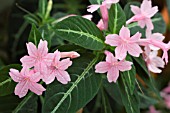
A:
143,47,165,73
126,0,158,30
44,50,72,84
105,26,142,60
95,51,132,83
60,51,80,59
9,67,46,98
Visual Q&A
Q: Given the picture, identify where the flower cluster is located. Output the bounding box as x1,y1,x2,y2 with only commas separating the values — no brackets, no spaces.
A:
9,40,80,98
88,0,170,83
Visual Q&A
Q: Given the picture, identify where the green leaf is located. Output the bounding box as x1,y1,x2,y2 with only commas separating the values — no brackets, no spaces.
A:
133,56,161,99
38,0,47,17
28,24,42,46
103,79,123,105
13,93,38,113
38,25,53,48
0,64,21,96
53,16,105,50
138,92,158,109
101,87,113,113
122,56,136,95
124,2,166,35
42,54,102,113
0,94,21,113
108,3,126,34
118,75,140,113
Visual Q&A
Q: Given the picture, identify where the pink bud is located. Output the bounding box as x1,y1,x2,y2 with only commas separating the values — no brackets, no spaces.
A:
60,51,80,59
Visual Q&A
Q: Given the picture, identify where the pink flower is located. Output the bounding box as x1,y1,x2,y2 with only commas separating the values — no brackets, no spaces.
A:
60,51,80,59
105,26,143,60
126,0,158,30
143,47,165,73
9,67,46,98
44,50,72,84
95,51,132,83
20,40,54,74
82,14,93,21
147,106,161,113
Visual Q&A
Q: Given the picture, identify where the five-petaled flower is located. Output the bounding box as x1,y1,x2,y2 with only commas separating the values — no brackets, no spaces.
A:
105,26,143,60
126,0,158,30
143,47,165,73
95,51,132,83
43,50,72,84
9,67,46,98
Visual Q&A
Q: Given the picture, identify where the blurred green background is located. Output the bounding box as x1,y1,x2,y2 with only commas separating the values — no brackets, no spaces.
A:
0,0,170,112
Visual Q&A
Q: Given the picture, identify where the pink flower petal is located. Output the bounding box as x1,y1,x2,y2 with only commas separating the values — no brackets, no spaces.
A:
100,2,109,30
14,81,29,98
34,62,48,74
107,67,119,83
54,50,61,63
20,67,30,77
130,5,141,15
146,19,154,30
95,62,111,73
152,57,165,68
141,0,152,13
105,50,117,63
29,82,46,95
26,42,37,57
117,61,132,71
145,6,158,18
105,34,121,46
130,32,141,42
9,69,23,82
127,43,143,57
148,63,162,73
30,72,41,83
138,20,146,28
55,70,71,84
58,58,72,70
82,14,93,21
119,26,130,39
20,56,36,68
44,53,55,66
87,5,100,13
38,39,48,56
115,44,127,60
43,71,55,84
148,106,161,113
97,19,105,30
162,86,170,93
